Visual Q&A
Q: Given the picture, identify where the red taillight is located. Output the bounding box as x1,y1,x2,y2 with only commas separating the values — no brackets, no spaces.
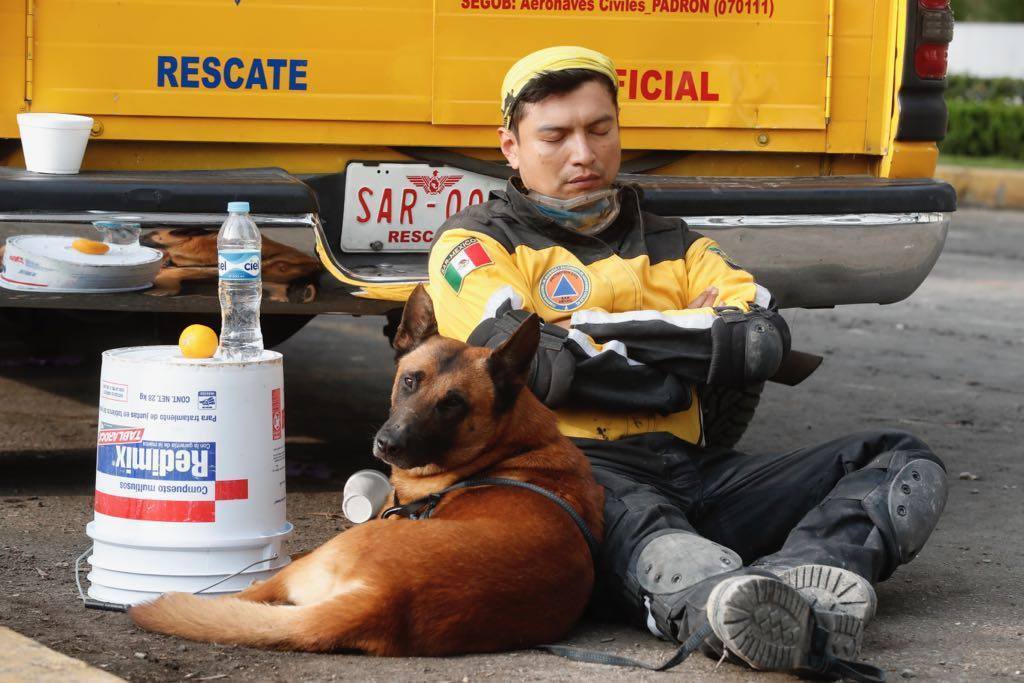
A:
915,43,949,79
914,0,953,80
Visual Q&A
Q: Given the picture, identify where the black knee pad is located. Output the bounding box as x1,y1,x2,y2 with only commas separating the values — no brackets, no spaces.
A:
827,450,948,565
708,309,790,385
867,456,947,562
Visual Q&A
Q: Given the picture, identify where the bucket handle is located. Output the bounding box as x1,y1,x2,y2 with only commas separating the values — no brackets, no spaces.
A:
74,543,279,613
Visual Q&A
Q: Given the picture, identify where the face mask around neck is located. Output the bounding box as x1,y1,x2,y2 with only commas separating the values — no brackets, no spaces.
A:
528,187,621,236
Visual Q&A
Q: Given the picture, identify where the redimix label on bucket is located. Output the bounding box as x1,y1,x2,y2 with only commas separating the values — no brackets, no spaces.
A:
95,429,220,522
88,346,291,605
93,347,286,533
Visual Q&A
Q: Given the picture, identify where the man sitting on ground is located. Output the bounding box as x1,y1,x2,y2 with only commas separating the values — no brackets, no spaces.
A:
425,45,948,678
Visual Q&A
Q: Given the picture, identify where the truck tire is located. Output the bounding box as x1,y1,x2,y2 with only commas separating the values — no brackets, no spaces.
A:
699,383,765,449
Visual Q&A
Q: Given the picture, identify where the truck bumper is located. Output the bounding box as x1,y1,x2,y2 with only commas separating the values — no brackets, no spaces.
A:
686,211,950,308
0,168,955,313
0,209,950,312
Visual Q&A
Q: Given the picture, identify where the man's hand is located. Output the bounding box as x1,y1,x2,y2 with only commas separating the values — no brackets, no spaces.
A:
687,287,718,309
553,318,572,330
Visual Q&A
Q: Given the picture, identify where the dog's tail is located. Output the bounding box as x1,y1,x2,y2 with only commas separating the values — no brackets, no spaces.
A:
130,592,356,652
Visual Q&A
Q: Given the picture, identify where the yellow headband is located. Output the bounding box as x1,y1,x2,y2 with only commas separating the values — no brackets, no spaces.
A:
500,46,618,128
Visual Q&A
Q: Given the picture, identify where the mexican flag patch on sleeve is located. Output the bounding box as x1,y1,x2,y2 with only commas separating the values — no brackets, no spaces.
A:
440,237,493,293
708,244,742,270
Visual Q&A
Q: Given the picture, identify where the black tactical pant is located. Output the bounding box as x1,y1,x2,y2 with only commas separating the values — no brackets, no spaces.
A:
575,429,945,642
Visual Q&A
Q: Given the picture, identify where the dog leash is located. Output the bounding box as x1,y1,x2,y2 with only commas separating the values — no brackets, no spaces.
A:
802,622,887,682
538,621,714,672
537,618,884,681
380,476,600,561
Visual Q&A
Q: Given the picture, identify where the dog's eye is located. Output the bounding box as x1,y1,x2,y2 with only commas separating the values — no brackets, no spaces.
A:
402,374,416,390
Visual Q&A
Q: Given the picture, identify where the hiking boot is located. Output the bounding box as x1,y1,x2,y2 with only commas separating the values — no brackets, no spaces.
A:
771,564,878,624
705,575,866,671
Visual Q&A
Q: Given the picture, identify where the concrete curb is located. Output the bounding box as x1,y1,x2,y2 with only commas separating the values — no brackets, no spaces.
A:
0,626,124,682
936,164,1024,210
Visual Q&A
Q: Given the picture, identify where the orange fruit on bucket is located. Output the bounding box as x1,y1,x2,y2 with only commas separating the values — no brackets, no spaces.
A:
71,238,110,255
178,324,218,359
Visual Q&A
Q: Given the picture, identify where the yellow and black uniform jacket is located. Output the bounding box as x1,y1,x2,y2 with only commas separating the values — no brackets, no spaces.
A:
426,179,789,445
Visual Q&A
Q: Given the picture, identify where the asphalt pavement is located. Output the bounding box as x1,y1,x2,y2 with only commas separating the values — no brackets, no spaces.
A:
1,207,1022,681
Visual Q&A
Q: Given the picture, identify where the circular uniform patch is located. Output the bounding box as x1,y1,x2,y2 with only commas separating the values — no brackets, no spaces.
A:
539,265,591,312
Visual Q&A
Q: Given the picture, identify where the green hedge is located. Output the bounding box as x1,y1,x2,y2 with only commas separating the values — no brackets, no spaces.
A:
940,100,1024,160
949,0,1024,22
945,74,1024,104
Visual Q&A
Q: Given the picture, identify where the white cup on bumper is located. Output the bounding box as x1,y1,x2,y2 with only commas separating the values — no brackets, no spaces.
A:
17,113,94,174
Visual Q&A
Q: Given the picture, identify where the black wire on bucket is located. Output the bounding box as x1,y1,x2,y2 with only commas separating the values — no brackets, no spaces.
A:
74,543,279,613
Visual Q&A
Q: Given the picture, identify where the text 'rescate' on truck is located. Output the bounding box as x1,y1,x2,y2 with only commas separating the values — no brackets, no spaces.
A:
0,0,956,445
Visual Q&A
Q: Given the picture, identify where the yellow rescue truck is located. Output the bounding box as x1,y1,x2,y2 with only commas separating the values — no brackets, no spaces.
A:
0,0,956,443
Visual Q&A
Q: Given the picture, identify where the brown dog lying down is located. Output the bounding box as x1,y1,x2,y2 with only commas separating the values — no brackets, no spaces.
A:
130,285,605,655
141,227,322,302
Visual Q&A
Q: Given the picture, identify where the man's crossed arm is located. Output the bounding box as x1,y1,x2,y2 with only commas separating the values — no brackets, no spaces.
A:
428,229,789,413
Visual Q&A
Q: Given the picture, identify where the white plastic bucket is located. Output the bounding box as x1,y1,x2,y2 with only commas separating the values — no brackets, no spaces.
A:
0,235,163,293
86,346,292,605
17,113,93,174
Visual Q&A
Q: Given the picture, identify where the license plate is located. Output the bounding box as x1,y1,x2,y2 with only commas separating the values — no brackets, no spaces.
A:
341,162,505,253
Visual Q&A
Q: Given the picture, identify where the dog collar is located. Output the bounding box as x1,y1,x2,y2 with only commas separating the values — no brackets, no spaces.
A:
381,476,600,561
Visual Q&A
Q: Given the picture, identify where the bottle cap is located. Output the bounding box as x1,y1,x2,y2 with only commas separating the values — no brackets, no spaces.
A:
227,201,250,213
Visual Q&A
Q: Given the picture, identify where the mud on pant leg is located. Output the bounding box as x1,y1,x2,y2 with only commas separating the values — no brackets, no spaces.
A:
752,430,948,583
578,434,768,644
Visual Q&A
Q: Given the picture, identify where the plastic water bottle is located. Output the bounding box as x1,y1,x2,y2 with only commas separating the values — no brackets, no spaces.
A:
217,201,263,360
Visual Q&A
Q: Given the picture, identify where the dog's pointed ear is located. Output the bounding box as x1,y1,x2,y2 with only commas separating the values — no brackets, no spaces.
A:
393,284,439,361
487,313,540,411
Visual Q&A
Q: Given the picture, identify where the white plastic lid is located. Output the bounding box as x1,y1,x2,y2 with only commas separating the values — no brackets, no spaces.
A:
7,235,162,267
102,345,282,367
16,113,94,130
227,201,250,213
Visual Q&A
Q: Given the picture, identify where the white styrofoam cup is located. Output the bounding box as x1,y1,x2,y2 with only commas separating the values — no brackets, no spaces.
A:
17,113,93,174
343,469,393,523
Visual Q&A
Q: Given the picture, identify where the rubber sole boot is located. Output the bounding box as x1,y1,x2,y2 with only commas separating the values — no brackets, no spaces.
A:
775,564,877,624
706,575,865,671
